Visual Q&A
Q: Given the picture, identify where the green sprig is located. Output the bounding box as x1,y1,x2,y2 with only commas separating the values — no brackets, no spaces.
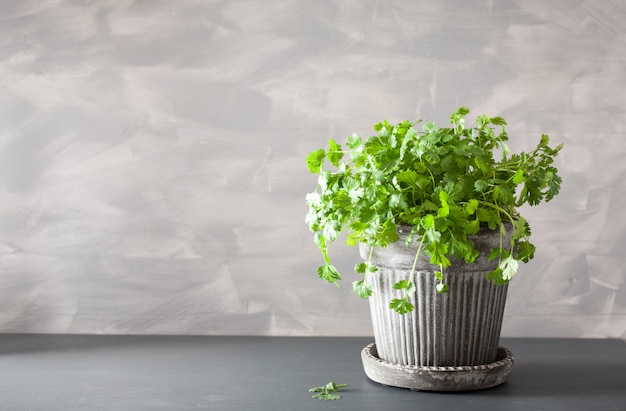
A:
309,381,348,401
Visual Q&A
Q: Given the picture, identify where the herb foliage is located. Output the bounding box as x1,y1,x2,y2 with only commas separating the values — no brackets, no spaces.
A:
305,107,563,314
309,381,348,401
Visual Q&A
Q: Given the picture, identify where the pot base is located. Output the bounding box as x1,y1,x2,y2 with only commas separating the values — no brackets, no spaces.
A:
361,343,514,392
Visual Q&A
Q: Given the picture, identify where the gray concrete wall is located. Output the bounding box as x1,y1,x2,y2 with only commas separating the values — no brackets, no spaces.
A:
0,0,624,338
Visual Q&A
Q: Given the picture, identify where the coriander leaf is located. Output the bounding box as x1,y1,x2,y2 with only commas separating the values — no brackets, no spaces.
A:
312,393,341,401
476,114,491,128
464,199,479,215
389,192,408,209
309,382,348,401
436,283,450,293
379,222,399,245
354,262,367,274
499,253,518,281
513,169,524,184
392,280,410,290
317,264,342,285
346,133,362,149
353,279,373,299
474,179,489,192
423,121,437,133
515,241,536,263
389,298,414,314
491,116,507,126
327,139,344,167
464,249,480,263
513,216,530,238
345,232,359,246
438,191,450,217
464,218,480,235
487,247,501,261
546,172,562,201
426,241,451,267
306,149,326,173
392,280,415,293
396,169,419,185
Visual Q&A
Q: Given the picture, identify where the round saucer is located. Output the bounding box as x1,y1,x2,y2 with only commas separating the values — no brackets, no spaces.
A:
361,343,514,391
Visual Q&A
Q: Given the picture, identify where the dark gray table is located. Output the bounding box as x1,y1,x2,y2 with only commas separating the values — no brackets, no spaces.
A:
0,334,624,410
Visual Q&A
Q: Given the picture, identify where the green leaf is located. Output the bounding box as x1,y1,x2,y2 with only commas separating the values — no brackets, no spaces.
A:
392,280,409,290
379,222,399,245
493,185,513,204
476,114,491,128
396,170,419,185
438,191,450,217
309,382,347,401
513,216,530,238
354,262,367,274
476,208,496,224
426,241,451,267
423,121,437,133
312,392,341,401
346,133,362,149
491,116,507,126
389,298,414,314
346,185,364,202
486,267,502,282
465,199,479,215
389,192,408,209
436,283,449,293
474,179,489,192
392,280,415,293
327,139,343,167
464,218,480,235
487,248,501,261
474,156,492,173
345,232,359,246
516,240,536,263
464,248,480,263
546,172,562,201
422,213,435,229
306,149,326,173
513,169,524,184
499,254,518,281
450,106,470,126
317,264,342,285
353,279,373,299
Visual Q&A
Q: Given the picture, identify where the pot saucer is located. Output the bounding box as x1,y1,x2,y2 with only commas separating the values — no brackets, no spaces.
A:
361,343,514,391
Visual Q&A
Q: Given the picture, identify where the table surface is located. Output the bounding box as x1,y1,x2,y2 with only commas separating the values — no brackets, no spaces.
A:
0,334,624,411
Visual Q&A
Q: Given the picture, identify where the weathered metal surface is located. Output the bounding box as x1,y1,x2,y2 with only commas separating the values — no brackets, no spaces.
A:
361,226,511,367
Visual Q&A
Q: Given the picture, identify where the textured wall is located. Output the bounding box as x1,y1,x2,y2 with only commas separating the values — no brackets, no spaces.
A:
0,0,624,338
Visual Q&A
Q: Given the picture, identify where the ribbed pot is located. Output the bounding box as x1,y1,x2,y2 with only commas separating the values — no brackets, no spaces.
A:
359,224,512,367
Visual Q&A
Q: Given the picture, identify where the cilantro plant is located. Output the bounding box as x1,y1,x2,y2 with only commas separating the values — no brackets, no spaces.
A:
305,107,563,314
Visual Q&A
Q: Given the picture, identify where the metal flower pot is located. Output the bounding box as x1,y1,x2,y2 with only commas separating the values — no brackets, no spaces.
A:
359,225,515,391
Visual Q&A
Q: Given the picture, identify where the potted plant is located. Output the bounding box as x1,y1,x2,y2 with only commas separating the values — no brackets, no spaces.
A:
305,107,563,391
